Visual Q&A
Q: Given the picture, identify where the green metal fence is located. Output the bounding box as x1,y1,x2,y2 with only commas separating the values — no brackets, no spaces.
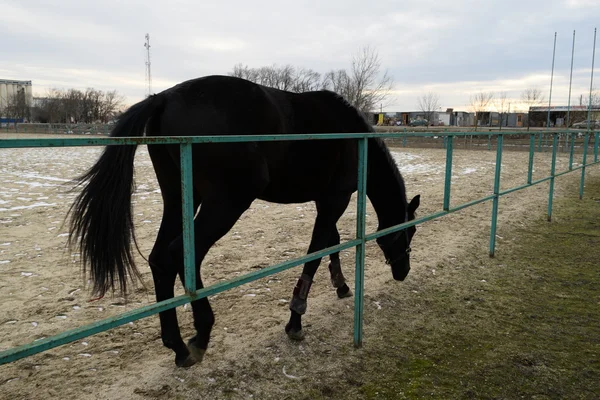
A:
3,123,111,135
1,130,599,366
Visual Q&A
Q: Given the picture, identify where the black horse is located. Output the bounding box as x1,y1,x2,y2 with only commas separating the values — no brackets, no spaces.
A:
67,75,420,367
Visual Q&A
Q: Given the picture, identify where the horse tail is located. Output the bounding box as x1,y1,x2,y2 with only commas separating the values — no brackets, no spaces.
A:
67,93,166,297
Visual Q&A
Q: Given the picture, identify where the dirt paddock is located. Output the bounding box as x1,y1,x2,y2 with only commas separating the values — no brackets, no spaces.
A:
0,133,593,399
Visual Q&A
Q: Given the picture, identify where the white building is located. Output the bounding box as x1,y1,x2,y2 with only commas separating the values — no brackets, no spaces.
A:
0,79,33,116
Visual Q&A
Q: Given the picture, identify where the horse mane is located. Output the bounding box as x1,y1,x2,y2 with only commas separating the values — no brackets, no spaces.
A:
314,90,374,130
372,137,407,198
315,90,407,203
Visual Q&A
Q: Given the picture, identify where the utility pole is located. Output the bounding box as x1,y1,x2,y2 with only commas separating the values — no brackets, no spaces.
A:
144,33,152,97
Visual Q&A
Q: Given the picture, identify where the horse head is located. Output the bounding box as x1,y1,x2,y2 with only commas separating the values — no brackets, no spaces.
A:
376,195,420,281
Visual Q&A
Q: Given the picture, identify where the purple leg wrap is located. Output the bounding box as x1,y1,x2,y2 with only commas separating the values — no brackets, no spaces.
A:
289,274,312,315
328,262,346,288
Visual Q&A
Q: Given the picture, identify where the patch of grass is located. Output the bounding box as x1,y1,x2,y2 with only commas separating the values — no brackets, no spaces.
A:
355,176,600,399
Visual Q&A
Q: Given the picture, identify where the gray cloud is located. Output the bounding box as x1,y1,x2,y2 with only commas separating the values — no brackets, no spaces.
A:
1,0,598,110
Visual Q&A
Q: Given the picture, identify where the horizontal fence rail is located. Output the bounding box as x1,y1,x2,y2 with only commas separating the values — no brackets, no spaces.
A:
1,130,599,366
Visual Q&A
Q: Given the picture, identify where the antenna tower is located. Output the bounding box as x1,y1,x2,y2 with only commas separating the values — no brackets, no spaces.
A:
144,33,152,97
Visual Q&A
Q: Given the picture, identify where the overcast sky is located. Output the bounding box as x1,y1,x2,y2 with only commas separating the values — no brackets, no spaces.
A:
1,0,598,111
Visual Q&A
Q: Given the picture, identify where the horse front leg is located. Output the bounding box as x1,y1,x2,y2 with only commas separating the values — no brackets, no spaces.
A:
328,226,352,299
286,195,351,340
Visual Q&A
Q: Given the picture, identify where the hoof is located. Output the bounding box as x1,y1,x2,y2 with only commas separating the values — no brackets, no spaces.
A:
175,353,197,368
285,322,305,341
336,284,353,299
286,328,305,341
187,338,206,364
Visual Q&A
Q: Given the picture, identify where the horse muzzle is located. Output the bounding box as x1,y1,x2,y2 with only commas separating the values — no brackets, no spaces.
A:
390,259,410,281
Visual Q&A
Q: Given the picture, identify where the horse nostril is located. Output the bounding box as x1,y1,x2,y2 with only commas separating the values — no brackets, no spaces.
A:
391,263,410,281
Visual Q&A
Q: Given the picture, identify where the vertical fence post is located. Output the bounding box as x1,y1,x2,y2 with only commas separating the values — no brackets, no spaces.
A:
580,133,590,200
548,134,558,222
180,142,197,295
586,28,596,132
490,135,504,257
594,132,599,163
569,132,575,170
443,135,454,211
528,134,535,184
354,137,368,348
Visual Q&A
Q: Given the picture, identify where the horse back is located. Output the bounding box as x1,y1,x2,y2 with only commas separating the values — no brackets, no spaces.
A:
150,76,373,203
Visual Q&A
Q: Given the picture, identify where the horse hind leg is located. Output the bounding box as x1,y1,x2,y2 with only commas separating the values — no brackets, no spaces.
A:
169,194,258,363
148,143,201,367
328,227,352,299
149,260,196,367
175,269,213,365
149,204,197,367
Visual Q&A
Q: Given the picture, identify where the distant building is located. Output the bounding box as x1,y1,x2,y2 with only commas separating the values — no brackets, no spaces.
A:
0,79,33,120
447,109,474,127
371,109,531,128
474,111,526,128
529,106,600,127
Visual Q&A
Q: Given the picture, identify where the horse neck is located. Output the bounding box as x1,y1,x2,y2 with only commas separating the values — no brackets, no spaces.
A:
366,139,407,230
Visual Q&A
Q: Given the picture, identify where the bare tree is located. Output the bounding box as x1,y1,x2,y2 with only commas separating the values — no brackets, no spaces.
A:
417,92,440,126
593,88,600,107
230,64,297,91
521,87,546,130
2,89,30,128
231,45,393,115
33,87,124,123
579,87,600,108
290,68,322,93
347,45,394,114
230,63,260,82
322,69,351,96
33,89,62,123
100,90,125,122
494,91,509,130
469,91,494,130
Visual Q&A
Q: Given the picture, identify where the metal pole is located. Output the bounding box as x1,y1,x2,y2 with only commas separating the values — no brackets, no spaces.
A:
443,136,454,211
595,132,599,162
548,134,558,221
569,132,575,170
490,135,504,257
528,133,535,184
586,28,597,132
180,143,196,294
353,137,368,347
545,32,558,152
566,30,576,129
580,133,590,200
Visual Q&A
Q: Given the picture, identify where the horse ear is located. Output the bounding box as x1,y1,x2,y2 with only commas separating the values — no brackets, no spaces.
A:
408,195,420,214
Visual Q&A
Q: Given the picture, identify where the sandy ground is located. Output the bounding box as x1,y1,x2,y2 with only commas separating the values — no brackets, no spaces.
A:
0,134,592,399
